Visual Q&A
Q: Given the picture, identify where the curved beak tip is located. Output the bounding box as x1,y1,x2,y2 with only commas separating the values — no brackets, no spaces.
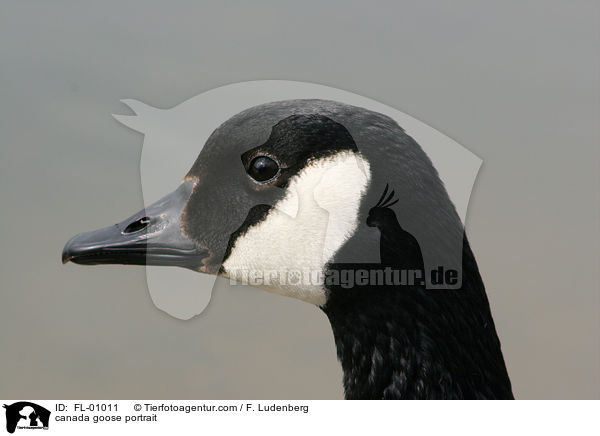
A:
61,234,88,265
61,242,73,264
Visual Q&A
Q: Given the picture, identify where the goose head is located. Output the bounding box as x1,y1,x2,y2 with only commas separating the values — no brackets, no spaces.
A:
62,99,512,398
62,100,458,291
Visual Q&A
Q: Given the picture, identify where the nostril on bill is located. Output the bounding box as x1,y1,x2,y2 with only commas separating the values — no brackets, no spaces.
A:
123,216,151,234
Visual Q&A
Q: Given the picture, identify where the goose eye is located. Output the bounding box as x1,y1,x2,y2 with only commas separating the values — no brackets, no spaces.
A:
248,156,279,182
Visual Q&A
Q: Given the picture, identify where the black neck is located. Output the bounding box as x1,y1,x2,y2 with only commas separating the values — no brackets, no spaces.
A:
322,239,513,399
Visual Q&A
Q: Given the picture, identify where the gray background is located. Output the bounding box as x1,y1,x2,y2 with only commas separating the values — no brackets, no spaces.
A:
1,1,598,399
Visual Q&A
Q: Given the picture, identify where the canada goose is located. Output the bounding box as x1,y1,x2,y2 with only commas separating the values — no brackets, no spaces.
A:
62,99,513,399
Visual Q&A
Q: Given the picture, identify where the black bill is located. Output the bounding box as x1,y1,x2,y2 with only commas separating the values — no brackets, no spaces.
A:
61,181,207,270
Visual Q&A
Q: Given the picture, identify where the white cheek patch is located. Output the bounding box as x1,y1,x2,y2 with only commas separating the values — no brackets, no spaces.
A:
222,151,371,306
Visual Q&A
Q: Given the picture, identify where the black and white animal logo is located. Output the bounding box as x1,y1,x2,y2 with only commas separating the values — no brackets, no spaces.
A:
3,402,50,433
